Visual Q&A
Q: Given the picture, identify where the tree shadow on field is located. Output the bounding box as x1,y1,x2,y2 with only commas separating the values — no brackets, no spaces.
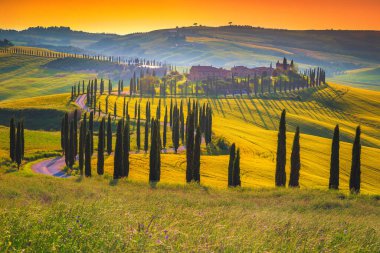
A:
256,98,276,129
240,98,256,124
215,98,225,117
224,97,232,110
248,96,268,129
233,97,247,122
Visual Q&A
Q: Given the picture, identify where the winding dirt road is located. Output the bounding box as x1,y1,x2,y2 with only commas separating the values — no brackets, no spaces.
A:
31,156,70,178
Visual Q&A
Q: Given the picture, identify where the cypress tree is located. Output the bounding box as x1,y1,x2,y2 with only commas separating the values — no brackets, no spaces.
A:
349,126,361,194
228,143,236,187
9,118,15,162
169,99,173,127
329,125,340,190
73,109,78,156
180,103,185,144
64,112,69,166
97,117,105,175
156,99,161,121
107,114,112,155
108,79,112,95
289,127,301,187
123,97,126,118
15,122,22,169
149,119,161,182
186,113,194,182
144,102,150,152
205,106,213,144
60,117,65,153
79,121,85,175
85,132,92,177
134,101,137,119
105,97,109,114
137,104,141,150
163,106,167,148
21,121,24,159
149,119,157,182
144,120,149,153
233,148,241,187
275,109,286,187
172,105,179,153
114,120,123,179
89,111,94,155
114,101,117,119
68,120,75,168
193,126,201,183
122,118,130,177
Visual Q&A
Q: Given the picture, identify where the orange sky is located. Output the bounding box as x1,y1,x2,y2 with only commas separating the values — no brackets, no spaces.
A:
1,0,379,34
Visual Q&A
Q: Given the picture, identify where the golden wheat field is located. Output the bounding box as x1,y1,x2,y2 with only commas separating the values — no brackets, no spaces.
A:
85,83,380,194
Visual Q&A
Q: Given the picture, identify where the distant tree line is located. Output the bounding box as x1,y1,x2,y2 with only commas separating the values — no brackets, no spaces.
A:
0,39,13,47
0,46,169,68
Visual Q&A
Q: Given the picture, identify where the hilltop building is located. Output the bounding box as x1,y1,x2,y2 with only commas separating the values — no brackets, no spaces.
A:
189,64,274,81
189,66,231,81
231,65,273,77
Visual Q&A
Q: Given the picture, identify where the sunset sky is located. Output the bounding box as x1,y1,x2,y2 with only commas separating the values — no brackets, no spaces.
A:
1,0,379,34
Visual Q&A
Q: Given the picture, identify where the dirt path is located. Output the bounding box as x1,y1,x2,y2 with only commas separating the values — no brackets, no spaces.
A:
31,156,70,178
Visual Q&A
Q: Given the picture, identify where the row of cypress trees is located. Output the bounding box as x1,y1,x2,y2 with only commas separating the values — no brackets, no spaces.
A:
275,109,362,193
131,99,212,153
61,110,79,169
9,118,24,169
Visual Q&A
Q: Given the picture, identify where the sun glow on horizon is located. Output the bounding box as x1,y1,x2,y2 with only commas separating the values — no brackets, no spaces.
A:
0,0,380,34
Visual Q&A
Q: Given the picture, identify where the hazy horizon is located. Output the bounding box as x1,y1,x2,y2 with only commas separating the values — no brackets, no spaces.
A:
1,24,380,36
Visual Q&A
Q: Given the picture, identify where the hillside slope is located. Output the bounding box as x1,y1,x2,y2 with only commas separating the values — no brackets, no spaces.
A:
2,26,380,74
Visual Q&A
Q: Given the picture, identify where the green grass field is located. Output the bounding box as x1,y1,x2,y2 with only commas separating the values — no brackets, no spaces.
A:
88,83,380,194
330,66,380,91
0,50,96,101
0,170,379,252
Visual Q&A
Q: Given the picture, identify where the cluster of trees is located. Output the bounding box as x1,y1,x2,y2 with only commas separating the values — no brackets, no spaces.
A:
0,39,13,47
199,70,326,98
58,95,215,184
9,118,25,169
61,110,80,169
131,98,212,154
70,68,324,101
274,109,362,193
61,110,113,177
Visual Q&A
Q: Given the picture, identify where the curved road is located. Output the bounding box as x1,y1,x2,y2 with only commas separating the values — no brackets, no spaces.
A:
31,156,70,178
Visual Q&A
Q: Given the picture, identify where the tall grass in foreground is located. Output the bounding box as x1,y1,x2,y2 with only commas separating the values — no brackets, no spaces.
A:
0,172,378,252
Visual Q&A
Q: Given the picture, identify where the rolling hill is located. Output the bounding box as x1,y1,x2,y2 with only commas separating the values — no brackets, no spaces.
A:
0,41,379,251
2,26,380,77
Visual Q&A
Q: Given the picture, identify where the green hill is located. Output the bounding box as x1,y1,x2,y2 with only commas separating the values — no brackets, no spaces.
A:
2,26,380,76
330,66,380,91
